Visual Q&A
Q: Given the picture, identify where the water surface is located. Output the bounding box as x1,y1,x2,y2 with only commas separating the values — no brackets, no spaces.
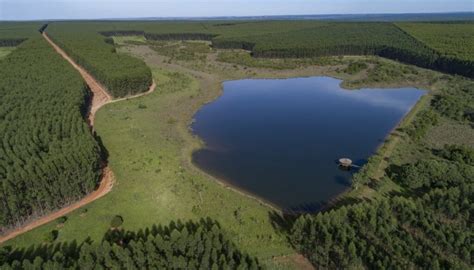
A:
192,77,425,212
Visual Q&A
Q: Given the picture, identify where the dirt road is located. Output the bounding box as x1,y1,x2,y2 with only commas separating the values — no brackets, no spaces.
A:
0,168,114,244
0,33,155,244
42,32,112,127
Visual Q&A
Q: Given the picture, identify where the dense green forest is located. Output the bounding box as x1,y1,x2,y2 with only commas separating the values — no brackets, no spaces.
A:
0,219,261,269
398,23,474,62
289,78,474,269
46,24,153,97
211,22,474,78
39,21,474,77
431,78,474,123
290,145,473,268
0,36,102,229
0,22,40,46
290,183,472,269
51,20,472,78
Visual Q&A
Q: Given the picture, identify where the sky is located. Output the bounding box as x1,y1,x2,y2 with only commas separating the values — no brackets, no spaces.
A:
1,0,473,20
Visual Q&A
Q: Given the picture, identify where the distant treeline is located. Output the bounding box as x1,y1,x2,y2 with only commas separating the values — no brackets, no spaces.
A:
0,22,41,47
1,219,262,269
99,30,145,37
145,33,216,41
0,36,102,229
56,21,474,78
251,46,473,78
38,24,48,34
211,23,474,78
212,39,256,51
0,38,27,47
4,20,474,78
100,30,216,41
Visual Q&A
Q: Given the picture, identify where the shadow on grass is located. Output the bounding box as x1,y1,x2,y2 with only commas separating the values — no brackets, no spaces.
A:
268,211,300,235
323,196,366,213
94,133,109,162
3,238,91,263
268,196,365,236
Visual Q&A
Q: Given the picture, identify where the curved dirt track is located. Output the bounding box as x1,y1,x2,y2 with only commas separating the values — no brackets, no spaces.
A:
0,33,156,244
43,32,112,127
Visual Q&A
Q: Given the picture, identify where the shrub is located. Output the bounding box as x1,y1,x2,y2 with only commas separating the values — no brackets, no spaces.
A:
47,24,153,98
57,216,68,224
110,215,124,228
344,61,368,74
43,230,58,243
406,109,439,140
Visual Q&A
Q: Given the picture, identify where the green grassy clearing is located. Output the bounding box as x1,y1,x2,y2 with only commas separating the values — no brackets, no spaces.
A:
4,68,294,267
112,35,146,46
217,50,338,70
148,40,211,62
0,47,15,59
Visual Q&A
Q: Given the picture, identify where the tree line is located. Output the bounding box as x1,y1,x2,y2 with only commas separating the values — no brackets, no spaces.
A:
211,22,474,78
46,25,153,98
0,39,27,47
290,144,473,269
71,21,473,78
288,76,474,268
0,22,40,47
145,33,216,41
1,218,262,269
100,31,216,42
0,36,102,229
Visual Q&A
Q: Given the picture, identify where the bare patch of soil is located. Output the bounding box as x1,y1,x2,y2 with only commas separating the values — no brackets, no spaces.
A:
273,254,315,270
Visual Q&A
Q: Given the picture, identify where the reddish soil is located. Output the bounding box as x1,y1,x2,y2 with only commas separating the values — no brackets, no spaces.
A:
0,33,155,244
42,32,112,127
0,168,114,244
273,254,315,270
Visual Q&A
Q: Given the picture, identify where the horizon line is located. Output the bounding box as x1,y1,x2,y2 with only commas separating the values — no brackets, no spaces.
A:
2,11,473,22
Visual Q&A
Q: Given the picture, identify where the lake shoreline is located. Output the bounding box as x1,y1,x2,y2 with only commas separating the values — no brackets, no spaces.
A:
189,75,426,213
322,92,430,209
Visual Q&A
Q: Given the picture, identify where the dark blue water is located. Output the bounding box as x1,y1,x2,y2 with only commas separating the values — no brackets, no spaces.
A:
192,77,425,212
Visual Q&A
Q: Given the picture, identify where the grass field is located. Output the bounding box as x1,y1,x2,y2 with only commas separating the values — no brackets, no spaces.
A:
112,35,146,46
0,47,15,59
4,37,471,268
4,67,295,268
216,50,339,70
148,40,210,61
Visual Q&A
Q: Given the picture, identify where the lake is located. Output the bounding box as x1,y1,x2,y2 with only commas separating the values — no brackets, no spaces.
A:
191,76,425,212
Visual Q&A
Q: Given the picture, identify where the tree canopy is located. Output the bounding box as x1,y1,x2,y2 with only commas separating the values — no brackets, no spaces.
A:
0,36,102,229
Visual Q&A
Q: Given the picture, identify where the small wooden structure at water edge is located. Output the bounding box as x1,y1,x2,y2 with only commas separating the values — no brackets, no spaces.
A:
338,158,353,168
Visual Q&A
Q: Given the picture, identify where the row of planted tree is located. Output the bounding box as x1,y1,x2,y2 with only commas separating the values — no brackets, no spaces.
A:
0,36,102,229
1,219,262,269
288,77,473,269
45,25,153,98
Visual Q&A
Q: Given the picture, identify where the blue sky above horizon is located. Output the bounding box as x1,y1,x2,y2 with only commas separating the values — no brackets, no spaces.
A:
1,0,473,20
